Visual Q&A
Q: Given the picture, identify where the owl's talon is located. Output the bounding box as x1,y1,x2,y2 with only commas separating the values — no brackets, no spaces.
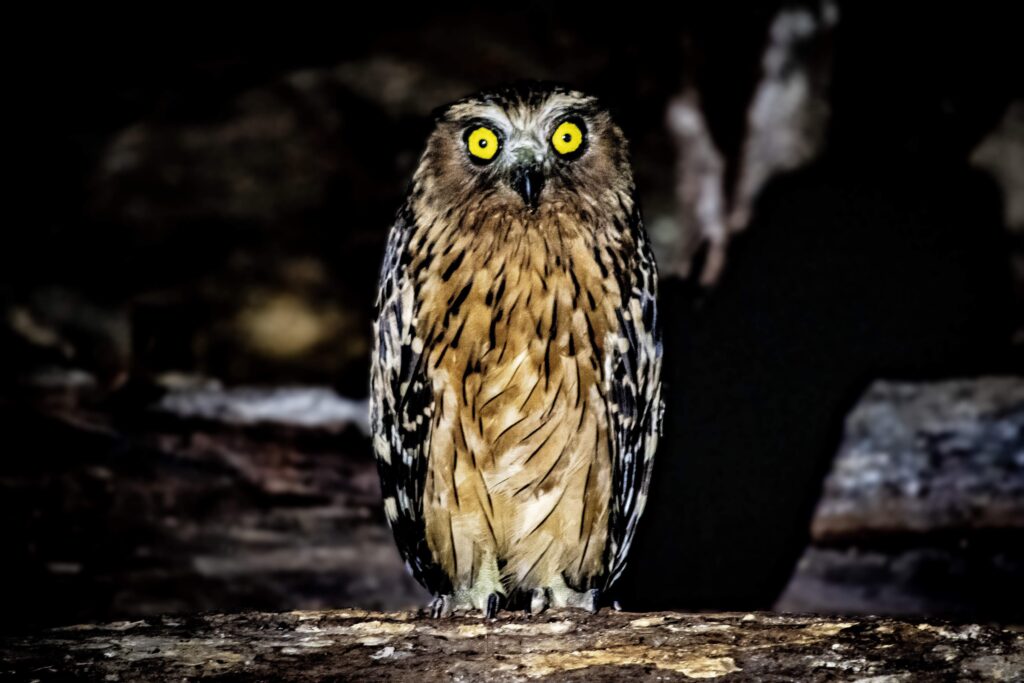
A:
529,587,551,615
428,594,454,619
484,592,501,619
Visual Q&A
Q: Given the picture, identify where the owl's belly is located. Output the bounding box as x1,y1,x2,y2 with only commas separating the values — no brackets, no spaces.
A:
421,258,614,592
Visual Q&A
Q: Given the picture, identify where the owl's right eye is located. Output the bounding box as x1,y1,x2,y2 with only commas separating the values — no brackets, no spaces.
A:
465,126,501,163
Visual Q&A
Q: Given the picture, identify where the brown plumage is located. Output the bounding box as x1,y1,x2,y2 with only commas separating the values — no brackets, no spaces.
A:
371,82,662,617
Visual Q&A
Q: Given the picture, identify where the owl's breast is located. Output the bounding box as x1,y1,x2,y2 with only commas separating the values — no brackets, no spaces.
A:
413,209,621,466
410,207,629,587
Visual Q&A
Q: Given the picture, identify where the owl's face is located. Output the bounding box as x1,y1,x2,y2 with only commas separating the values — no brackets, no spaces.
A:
413,82,633,218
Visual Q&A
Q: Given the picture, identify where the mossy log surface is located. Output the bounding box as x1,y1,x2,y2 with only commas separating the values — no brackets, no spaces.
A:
2,609,1022,681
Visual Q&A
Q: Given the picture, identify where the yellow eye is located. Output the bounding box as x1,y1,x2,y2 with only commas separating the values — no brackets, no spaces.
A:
551,120,584,156
466,126,500,161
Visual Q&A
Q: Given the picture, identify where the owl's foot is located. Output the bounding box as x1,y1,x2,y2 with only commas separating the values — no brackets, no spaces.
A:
529,587,551,615
455,588,504,619
428,594,455,619
427,588,505,618
525,583,600,614
484,592,501,619
549,584,600,613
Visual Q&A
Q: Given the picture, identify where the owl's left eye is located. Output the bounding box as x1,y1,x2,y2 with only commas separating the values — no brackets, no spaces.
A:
465,126,501,163
551,118,586,157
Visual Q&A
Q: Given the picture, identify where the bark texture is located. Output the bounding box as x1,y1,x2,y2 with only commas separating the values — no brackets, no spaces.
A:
2,609,1022,682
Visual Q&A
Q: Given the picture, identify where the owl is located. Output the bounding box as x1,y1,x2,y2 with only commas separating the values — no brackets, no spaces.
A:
370,81,663,618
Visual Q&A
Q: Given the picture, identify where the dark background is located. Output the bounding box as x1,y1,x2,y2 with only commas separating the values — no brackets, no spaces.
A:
3,3,1022,632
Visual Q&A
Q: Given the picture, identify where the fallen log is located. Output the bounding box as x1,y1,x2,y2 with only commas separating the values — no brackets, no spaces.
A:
2,609,1021,681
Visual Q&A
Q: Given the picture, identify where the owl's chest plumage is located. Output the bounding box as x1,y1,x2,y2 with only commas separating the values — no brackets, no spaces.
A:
407,205,621,591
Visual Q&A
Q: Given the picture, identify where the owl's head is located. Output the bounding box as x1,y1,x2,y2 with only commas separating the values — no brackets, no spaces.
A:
412,82,633,216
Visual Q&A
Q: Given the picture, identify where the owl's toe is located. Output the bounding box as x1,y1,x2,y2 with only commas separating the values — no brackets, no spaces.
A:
484,592,501,619
579,588,601,614
548,582,601,613
529,587,551,615
428,594,454,619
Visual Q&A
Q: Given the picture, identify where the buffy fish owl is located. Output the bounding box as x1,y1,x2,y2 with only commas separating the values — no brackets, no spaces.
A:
370,82,663,617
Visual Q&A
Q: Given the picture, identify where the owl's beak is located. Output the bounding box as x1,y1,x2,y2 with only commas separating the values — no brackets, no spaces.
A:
511,163,545,210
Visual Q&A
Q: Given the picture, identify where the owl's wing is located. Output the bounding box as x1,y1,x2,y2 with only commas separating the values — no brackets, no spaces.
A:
604,209,664,589
370,205,452,596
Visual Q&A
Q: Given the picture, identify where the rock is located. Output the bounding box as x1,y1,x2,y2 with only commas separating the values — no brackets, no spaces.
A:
811,377,1024,541
777,545,1024,619
1,609,1020,681
778,377,1024,619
